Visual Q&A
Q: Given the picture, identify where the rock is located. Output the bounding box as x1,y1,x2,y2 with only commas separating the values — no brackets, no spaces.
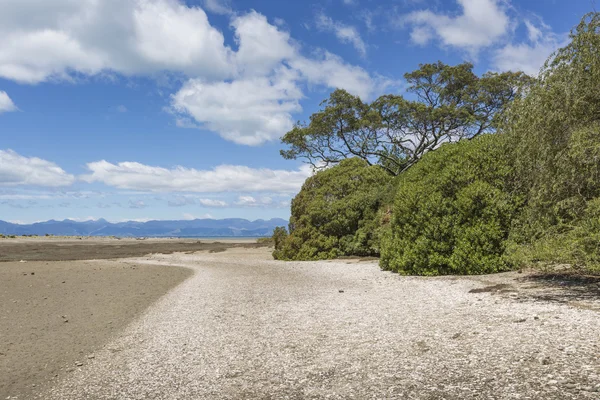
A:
75,361,83,367
534,316,539,320
451,332,462,339
515,318,527,323
541,357,551,365
338,290,344,293
565,383,577,389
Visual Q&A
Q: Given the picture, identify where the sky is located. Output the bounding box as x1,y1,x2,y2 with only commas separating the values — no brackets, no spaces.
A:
0,0,593,224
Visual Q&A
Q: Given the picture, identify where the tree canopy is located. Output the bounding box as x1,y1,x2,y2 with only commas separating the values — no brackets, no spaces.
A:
281,62,531,176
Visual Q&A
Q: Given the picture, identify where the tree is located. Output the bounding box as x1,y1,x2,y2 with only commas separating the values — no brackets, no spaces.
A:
273,158,392,260
281,62,531,176
503,12,600,271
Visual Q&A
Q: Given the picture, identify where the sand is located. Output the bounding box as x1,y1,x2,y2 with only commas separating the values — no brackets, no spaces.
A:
2,238,599,399
37,248,599,399
0,259,193,399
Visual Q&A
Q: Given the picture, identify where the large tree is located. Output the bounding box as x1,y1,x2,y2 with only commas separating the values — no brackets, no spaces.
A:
281,62,531,175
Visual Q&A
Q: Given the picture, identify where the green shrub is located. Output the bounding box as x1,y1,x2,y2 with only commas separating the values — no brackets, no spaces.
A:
380,135,520,275
274,158,392,260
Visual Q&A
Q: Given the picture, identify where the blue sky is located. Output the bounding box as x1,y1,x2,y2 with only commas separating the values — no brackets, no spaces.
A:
0,0,593,223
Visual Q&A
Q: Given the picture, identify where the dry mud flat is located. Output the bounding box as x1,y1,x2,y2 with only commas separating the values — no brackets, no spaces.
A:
28,248,599,400
0,259,192,399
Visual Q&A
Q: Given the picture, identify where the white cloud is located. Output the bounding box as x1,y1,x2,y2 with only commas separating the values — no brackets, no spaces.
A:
231,11,296,77
0,0,234,83
0,91,17,113
81,160,313,193
183,212,214,220
289,52,385,100
202,0,232,15
234,195,291,208
170,68,303,145
0,149,75,187
198,198,228,207
116,105,128,113
493,19,564,76
169,11,388,144
315,13,367,57
0,1,389,145
403,0,510,52
235,195,269,207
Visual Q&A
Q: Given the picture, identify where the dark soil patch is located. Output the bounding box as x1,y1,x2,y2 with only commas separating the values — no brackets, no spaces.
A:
0,240,265,262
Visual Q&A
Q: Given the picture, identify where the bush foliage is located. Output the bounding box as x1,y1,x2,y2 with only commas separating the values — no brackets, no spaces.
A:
273,13,600,274
503,13,600,271
380,135,520,275
273,158,391,260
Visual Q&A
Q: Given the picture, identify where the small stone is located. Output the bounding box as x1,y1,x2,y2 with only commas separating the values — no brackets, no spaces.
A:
565,383,577,389
451,332,462,339
338,290,344,293
75,361,83,367
541,357,551,365
515,318,527,323
30,272,35,275
534,316,539,320
87,355,95,359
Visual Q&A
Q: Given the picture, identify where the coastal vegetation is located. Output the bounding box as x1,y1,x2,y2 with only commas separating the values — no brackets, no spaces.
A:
273,13,600,275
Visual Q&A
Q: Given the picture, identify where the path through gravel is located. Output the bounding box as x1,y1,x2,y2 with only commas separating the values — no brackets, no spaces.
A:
39,248,600,399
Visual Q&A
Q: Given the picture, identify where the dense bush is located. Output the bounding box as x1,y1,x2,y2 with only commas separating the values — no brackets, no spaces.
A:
274,13,600,274
380,135,520,275
273,158,392,260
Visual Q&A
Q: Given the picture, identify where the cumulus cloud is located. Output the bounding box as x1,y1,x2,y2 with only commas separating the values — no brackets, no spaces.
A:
0,149,75,187
315,13,367,57
0,1,390,145
403,0,510,52
183,212,214,220
0,91,17,113
170,11,385,144
170,68,303,145
493,19,565,76
202,0,232,15
0,0,234,83
81,160,313,193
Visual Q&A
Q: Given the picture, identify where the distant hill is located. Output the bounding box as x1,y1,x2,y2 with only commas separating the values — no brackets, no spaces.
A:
0,218,288,238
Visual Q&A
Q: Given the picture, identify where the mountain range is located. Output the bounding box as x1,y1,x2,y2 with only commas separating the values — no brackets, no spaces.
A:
0,218,288,238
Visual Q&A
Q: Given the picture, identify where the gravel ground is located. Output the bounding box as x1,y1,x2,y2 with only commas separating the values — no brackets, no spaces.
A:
38,248,600,400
